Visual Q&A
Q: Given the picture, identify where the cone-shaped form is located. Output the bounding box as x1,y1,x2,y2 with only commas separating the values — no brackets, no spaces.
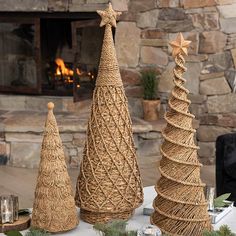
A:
151,33,212,236
31,102,78,232
75,3,143,224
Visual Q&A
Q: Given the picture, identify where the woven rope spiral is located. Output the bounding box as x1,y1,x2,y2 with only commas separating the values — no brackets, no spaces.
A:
31,103,78,233
151,53,212,236
75,22,143,224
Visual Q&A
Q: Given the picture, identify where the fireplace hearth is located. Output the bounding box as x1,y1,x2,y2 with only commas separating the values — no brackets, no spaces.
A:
0,12,104,101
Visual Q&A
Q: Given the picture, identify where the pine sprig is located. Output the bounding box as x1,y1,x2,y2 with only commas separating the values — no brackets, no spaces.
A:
203,225,235,236
93,220,136,236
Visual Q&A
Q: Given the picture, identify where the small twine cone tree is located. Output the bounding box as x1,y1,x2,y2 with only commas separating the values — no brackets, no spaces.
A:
75,3,143,224
31,102,78,233
151,33,212,236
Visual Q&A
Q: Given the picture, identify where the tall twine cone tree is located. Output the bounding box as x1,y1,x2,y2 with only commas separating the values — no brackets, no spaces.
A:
75,3,143,224
31,102,78,233
151,33,212,236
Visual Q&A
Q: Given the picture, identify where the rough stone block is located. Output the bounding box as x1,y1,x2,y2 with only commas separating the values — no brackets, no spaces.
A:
188,94,207,104
120,69,141,87
10,142,41,168
5,133,42,143
158,62,174,93
182,0,216,9
125,86,143,98
48,0,68,11
156,19,194,32
216,0,236,4
0,0,48,11
141,39,169,47
141,47,168,66
220,18,236,33
200,77,231,95
231,48,236,68
137,9,159,28
141,30,168,39
185,62,201,94
137,139,161,157
197,125,231,142
0,95,26,111
115,22,141,67
199,31,227,53
128,0,157,12
157,0,180,7
217,3,236,18
198,142,215,158
0,142,10,165
208,51,233,70
60,133,73,142
217,113,236,127
159,8,187,20
191,12,219,30
111,0,128,11
207,94,236,113
138,132,162,140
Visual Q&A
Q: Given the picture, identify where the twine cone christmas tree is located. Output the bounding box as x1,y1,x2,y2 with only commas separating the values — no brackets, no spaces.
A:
31,102,78,232
75,3,143,224
151,33,212,236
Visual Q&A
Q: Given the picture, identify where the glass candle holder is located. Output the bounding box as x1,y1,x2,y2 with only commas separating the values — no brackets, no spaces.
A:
0,195,14,224
206,186,215,212
11,195,19,221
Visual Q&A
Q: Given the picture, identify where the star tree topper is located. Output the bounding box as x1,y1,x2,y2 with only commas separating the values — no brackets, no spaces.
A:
169,33,191,58
97,2,121,28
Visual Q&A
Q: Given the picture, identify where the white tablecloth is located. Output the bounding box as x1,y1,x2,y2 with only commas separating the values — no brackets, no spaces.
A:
1,186,235,235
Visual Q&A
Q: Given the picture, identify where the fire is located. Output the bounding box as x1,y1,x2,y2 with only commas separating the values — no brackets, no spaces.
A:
55,58,74,77
54,58,96,86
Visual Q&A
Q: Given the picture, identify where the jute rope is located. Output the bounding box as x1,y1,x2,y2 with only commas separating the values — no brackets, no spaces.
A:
31,102,78,233
75,4,143,224
151,35,212,235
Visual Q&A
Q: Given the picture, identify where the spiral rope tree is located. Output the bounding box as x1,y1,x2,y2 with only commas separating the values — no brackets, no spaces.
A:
75,3,143,224
31,102,78,233
151,33,212,236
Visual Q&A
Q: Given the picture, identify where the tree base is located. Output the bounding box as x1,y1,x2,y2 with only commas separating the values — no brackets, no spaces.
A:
80,209,133,224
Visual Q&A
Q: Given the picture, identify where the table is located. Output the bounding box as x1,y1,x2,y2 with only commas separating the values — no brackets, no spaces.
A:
1,186,235,235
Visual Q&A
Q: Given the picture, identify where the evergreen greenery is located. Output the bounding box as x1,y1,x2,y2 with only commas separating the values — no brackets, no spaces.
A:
203,225,235,236
93,220,137,236
141,69,159,100
4,228,50,236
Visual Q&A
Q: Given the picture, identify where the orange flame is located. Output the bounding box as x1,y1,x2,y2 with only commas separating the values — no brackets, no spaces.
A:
55,58,74,77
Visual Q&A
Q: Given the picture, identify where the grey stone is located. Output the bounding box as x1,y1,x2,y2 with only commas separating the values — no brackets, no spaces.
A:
158,62,174,93
10,142,41,168
197,125,231,142
200,72,225,80
200,77,231,95
137,9,159,28
157,0,180,8
0,0,48,11
132,117,153,133
190,104,207,118
224,69,236,90
200,114,220,125
207,94,236,113
111,0,128,11
158,8,187,20
156,19,194,32
5,133,42,143
0,95,26,111
115,22,141,67
138,132,162,140
188,94,207,104
184,62,201,94
141,39,169,47
141,47,168,66
220,18,236,33
48,0,68,11
60,133,73,142
198,142,215,158
191,12,219,30
186,54,208,62
217,3,236,18
208,51,233,70
69,148,77,156
128,98,143,118
137,139,161,157
128,0,157,12
199,31,227,53
73,133,86,147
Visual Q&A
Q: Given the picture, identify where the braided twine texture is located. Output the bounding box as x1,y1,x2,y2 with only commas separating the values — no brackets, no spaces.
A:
151,53,212,235
31,103,78,232
75,24,143,224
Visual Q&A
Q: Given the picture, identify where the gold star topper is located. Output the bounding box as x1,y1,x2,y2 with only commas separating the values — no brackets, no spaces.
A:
97,2,121,28
169,33,191,58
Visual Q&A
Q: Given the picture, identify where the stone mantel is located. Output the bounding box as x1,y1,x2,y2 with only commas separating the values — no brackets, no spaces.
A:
0,0,128,12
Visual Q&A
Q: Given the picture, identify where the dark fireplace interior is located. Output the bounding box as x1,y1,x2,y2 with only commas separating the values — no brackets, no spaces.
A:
0,13,105,100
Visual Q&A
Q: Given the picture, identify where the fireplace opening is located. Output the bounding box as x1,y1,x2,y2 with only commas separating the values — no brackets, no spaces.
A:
0,13,104,101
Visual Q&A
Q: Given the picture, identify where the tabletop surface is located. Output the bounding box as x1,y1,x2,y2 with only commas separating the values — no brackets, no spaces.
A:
1,186,235,235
